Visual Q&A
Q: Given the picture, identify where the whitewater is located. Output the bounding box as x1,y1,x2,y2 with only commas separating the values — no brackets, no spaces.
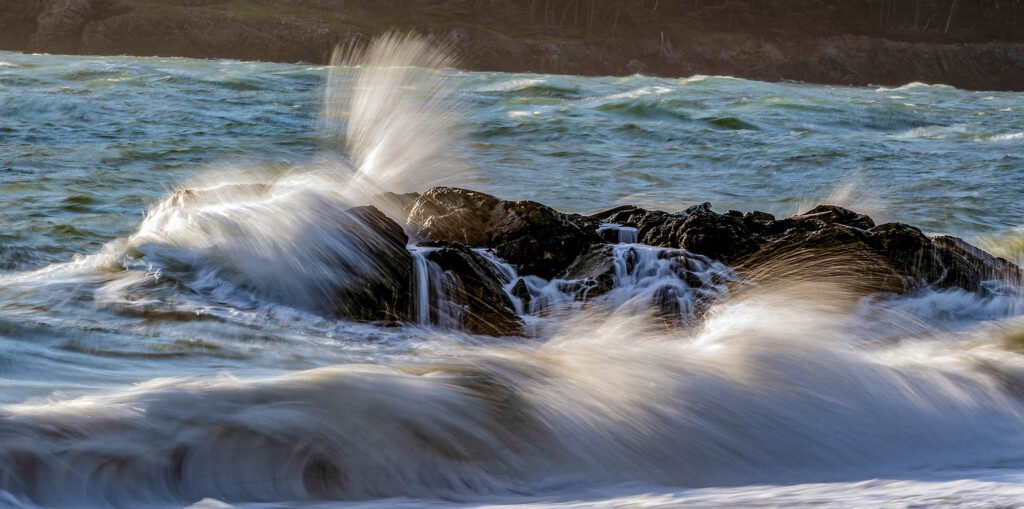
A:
2,34,1024,508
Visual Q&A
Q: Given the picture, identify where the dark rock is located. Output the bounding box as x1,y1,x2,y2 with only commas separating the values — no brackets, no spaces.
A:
677,208,765,263
560,244,617,300
423,242,524,337
867,222,982,291
739,210,782,237
738,221,906,293
328,205,414,322
594,201,1021,295
408,187,601,279
0,1,42,49
597,227,620,244
933,235,1024,285
796,205,876,230
592,204,770,263
591,205,642,224
2,2,1024,91
29,0,95,52
739,217,1017,294
510,279,531,309
490,200,601,279
683,202,712,216
407,187,500,246
590,205,686,248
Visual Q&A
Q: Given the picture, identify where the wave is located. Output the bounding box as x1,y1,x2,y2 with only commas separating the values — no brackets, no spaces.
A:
981,132,1024,142
3,278,1024,506
474,78,581,99
976,228,1024,266
898,125,1024,143
602,86,674,101
876,82,956,92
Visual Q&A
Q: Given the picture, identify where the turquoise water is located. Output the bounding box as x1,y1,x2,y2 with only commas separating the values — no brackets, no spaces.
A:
1,49,1024,508
2,52,1022,269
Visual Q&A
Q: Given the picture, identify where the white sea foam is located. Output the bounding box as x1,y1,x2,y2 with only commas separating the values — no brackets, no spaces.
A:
604,85,674,100
877,82,953,92
982,132,1024,141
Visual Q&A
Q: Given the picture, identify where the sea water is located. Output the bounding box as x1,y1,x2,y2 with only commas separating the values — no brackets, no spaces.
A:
1,45,1024,508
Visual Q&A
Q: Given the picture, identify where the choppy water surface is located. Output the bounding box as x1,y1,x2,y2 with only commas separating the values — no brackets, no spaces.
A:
1,48,1024,508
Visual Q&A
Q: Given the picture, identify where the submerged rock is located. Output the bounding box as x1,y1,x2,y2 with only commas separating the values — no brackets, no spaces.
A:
408,187,601,279
422,242,524,337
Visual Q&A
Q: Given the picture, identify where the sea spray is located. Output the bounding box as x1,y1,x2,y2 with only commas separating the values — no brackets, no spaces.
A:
112,33,469,315
322,31,469,198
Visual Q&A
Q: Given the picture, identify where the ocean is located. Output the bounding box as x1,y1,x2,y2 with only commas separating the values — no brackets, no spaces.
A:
1,42,1024,508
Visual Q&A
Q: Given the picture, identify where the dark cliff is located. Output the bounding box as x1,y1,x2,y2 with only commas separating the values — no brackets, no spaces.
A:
1,0,1022,90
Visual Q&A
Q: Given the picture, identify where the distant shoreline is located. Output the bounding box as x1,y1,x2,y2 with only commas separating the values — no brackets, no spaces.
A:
2,0,1022,91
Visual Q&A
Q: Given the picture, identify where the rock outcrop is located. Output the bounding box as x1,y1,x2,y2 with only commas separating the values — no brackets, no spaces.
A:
595,202,1022,294
559,244,617,300
593,204,770,263
408,187,601,280
152,188,1022,337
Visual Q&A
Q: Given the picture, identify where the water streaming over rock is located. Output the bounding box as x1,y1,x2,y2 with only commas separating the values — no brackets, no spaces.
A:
409,245,462,328
471,238,738,331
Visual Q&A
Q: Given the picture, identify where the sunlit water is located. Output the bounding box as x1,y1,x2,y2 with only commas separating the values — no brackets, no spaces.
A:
1,49,1024,508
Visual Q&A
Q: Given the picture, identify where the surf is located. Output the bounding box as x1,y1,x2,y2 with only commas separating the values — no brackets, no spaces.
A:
2,33,1024,509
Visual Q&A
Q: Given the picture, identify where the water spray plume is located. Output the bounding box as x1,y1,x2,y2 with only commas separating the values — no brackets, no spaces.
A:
114,33,467,315
322,32,468,198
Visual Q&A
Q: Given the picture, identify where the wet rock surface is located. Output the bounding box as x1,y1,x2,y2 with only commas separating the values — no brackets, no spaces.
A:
421,242,524,337
337,192,1019,336
593,202,1022,294
327,205,414,323
592,205,768,263
408,187,601,280
559,244,617,300
933,235,1024,286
